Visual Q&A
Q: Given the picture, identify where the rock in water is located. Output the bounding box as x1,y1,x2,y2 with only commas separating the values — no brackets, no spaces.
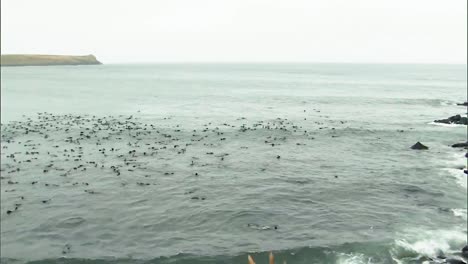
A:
434,118,451,124
434,114,468,125
457,102,468,106
410,142,429,150
462,245,468,258
451,142,468,148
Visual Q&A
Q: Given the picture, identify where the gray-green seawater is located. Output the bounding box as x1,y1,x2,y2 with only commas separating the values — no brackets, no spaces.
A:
1,64,467,264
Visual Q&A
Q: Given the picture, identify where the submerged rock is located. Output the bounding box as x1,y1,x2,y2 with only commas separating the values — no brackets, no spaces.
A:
410,142,429,150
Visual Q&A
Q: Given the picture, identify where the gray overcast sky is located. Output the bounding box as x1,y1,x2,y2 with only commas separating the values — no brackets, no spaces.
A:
1,0,466,63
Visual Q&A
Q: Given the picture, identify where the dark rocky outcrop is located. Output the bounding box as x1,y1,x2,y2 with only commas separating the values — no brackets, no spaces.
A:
410,142,429,150
434,114,468,125
456,102,468,106
452,142,468,148
462,245,468,258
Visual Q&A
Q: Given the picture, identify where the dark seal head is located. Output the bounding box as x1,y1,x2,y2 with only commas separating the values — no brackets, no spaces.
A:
410,142,429,150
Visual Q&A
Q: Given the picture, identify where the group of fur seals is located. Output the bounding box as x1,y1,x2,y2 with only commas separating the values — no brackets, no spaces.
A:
3,109,346,218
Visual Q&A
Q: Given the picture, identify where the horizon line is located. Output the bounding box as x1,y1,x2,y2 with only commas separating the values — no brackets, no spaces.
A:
2,54,466,65
103,61,467,65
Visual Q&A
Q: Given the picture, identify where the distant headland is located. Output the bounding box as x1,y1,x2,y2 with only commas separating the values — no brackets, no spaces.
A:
0,54,102,66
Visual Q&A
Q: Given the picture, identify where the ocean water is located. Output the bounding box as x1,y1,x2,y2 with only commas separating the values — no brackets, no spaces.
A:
0,64,466,264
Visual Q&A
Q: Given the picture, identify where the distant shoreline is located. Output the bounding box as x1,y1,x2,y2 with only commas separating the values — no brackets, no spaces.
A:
0,54,102,66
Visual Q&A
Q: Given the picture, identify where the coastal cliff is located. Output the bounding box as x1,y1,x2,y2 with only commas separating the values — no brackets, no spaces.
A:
0,54,102,66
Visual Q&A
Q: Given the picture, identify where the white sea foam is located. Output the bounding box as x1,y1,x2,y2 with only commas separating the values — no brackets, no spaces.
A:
392,229,466,260
428,121,466,127
446,152,467,164
443,168,467,189
336,253,373,264
437,148,466,183
452,208,468,220
439,101,454,106
391,257,404,264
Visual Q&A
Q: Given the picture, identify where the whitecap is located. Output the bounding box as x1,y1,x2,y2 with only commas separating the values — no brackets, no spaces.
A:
443,152,467,166
443,168,467,189
336,253,373,264
428,121,466,127
451,208,468,220
391,229,467,261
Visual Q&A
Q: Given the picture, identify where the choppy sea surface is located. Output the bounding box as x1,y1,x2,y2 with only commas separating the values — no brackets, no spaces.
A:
1,64,467,264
